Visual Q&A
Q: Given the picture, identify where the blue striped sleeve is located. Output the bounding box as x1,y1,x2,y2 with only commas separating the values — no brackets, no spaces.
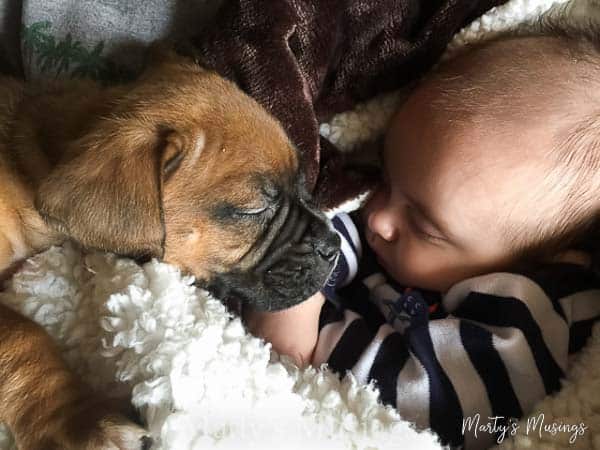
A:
315,263,600,450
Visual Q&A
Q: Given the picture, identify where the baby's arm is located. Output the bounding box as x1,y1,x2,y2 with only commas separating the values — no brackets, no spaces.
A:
244,291,325,367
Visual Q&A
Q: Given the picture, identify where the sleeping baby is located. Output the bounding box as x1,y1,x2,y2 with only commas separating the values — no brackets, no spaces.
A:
245,33,600,449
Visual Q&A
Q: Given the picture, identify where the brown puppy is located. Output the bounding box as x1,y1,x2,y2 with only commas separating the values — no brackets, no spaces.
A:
0,49,339,449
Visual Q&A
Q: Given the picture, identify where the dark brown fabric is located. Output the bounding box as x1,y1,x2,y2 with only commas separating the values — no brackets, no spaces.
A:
191,0,506,209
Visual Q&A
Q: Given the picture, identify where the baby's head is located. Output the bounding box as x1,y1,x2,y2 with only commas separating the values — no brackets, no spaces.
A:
362,33,600,292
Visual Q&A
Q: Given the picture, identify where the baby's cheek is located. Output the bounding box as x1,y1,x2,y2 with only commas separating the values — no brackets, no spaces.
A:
386,241,427,284
390,243,454,291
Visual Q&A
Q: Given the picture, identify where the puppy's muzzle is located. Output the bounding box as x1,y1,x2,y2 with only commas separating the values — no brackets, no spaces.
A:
254,200,339,272
207,198,340,311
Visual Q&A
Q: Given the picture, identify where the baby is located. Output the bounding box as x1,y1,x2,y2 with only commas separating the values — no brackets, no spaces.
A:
245,33,600,449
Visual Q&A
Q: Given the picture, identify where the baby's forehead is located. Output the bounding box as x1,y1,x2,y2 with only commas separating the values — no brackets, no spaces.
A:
386,95,544,171
383,95,559,233
382,34,600,247
390,34,594,137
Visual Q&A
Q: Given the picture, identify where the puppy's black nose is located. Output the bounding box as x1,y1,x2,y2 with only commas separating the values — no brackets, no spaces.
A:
316,232,340,261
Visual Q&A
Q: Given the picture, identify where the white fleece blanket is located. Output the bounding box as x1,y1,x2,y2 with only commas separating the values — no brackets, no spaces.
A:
1,1,600,449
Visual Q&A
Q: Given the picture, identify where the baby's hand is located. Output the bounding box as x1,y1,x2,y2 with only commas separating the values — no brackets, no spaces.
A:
244,213,361,367
244,291,325,368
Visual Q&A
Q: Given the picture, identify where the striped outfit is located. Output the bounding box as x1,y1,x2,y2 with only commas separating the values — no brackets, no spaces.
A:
316,213,600,449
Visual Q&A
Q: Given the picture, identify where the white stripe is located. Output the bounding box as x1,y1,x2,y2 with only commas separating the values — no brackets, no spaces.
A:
395,352,430,431
351,324,394,384
363,272,386,290
559,290,600,324
337,212,362,258
337,229,358,286
324,191,370,219
429,319,495,450
312,310,361,366
443,273,569,371
371,282,402,302
371,281,402,318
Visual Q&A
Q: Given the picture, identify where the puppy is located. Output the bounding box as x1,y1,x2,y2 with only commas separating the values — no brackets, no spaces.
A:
0,48,339,449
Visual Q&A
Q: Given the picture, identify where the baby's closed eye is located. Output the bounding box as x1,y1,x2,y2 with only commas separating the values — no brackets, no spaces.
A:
405,205,444,244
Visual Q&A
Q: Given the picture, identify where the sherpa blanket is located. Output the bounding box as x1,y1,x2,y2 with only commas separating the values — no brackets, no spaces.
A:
1,0,600,449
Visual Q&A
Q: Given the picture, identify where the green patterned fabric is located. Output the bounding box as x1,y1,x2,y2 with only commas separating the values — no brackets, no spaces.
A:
0,0,224,82
22,20,131,82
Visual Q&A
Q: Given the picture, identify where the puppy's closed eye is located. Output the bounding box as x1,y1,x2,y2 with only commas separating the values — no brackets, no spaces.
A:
247,183,284,216
213,196,277,224
238,205,271,216
232,199,277,221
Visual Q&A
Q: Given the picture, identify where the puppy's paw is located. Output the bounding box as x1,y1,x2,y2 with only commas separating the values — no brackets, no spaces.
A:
31,397,153,450
75,412,152,450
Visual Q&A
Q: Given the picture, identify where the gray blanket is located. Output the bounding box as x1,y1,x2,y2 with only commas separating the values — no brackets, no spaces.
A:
0,0,222,80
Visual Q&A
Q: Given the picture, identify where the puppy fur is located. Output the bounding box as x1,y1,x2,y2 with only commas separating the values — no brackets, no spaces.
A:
0,48,320,449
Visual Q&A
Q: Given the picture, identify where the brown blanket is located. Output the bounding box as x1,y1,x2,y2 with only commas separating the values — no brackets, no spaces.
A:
191,0,506,209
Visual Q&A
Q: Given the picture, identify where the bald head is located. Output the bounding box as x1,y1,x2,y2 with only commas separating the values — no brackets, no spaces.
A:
367,34,600,291
429,35,600,124
419,35,600,256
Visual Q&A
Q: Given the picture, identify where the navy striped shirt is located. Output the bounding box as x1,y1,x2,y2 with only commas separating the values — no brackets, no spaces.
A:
315,213,600,449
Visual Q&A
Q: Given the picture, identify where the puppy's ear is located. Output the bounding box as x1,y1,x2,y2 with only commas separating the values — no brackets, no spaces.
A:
36,121,193,259
161,130,205,182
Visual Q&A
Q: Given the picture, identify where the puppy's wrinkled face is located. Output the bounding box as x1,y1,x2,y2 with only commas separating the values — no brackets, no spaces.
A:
155,60,340,309
37,51,339,311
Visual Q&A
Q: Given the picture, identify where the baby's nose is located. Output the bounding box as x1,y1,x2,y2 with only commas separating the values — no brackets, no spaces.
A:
367,208,398,242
